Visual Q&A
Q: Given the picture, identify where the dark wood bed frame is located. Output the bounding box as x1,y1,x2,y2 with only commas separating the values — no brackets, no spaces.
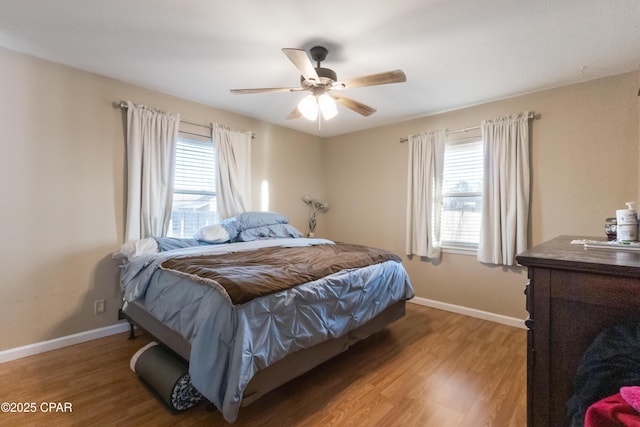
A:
119,299,406,406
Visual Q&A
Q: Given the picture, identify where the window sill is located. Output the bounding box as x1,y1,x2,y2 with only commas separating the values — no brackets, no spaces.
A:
441,245,478,256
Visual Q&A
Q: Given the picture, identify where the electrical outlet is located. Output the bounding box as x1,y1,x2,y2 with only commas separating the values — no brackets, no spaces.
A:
94,299,106,314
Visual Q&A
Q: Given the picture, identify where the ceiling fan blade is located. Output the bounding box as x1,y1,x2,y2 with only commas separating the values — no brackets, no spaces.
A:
330,93,377,117
286,107,301,120
230,87,301,94
282,48,319,83
334,69,406,89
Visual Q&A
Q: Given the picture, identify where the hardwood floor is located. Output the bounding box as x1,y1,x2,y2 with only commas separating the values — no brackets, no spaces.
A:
0,304,526,426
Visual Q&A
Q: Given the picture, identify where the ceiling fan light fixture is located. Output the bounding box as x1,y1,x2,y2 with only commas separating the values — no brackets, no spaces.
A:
232,46,406,122
298,94,319,120
318,94,337,120
298,93,338,121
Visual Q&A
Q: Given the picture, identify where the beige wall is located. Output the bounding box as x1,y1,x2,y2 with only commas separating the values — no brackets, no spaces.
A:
2,42,638,351
0,47,323,351
322,71,640,320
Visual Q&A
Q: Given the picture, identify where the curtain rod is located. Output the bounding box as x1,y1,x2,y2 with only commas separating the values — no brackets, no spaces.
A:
398,112,536,143
117,101,255,139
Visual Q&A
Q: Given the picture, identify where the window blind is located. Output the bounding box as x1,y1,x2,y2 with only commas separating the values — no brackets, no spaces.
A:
168,138,218,238
440,139,483,245
174,139,216,194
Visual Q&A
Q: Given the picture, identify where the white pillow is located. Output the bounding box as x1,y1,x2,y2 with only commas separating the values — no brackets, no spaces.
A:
194,224,230,243
113,238,159,261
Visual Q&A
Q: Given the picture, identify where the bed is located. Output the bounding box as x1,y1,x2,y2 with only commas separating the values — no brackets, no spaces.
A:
116,212,414,422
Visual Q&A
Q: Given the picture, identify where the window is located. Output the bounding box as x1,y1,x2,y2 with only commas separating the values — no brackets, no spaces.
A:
439,139,483,249
167,137,218,238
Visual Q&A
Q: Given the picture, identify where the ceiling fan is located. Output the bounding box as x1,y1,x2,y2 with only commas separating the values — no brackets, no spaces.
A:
230,46,406,121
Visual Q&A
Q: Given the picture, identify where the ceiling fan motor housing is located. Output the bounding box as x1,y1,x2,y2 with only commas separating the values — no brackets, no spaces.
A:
316,67,337,81
300,67,338,83
301,67,337,87
300,45,337,87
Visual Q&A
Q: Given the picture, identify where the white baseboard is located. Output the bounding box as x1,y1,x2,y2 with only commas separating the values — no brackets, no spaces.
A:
0,322,131,364
409,297,527,329
0,300,525,364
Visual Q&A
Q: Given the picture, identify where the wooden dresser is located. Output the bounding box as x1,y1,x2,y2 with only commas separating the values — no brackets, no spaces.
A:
516,235,640,427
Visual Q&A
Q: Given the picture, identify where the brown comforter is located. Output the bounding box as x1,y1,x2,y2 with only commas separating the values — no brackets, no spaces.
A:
160,242,401,305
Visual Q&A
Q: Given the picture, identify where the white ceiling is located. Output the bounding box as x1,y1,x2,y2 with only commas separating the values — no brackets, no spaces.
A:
0,0,639,137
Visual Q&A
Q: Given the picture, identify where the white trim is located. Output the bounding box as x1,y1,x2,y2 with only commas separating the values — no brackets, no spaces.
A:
0,322,131,364
409,296,526,329
0,300,525,364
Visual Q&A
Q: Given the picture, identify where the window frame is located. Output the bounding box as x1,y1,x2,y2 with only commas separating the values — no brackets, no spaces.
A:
167,135,219,238
439,136,484,255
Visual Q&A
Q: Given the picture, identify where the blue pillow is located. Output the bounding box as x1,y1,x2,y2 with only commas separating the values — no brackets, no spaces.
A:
220,211,290,241
234,211,289,228
235,224,302,242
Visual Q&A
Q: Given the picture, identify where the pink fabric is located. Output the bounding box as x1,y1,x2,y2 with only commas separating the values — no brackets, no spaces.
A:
621,387,640,412
585,392,640,427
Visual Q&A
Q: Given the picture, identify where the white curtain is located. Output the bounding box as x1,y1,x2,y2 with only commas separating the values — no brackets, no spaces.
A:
405,130,446,258
214,124,252,219
124,101,180,241
477,112,530,266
